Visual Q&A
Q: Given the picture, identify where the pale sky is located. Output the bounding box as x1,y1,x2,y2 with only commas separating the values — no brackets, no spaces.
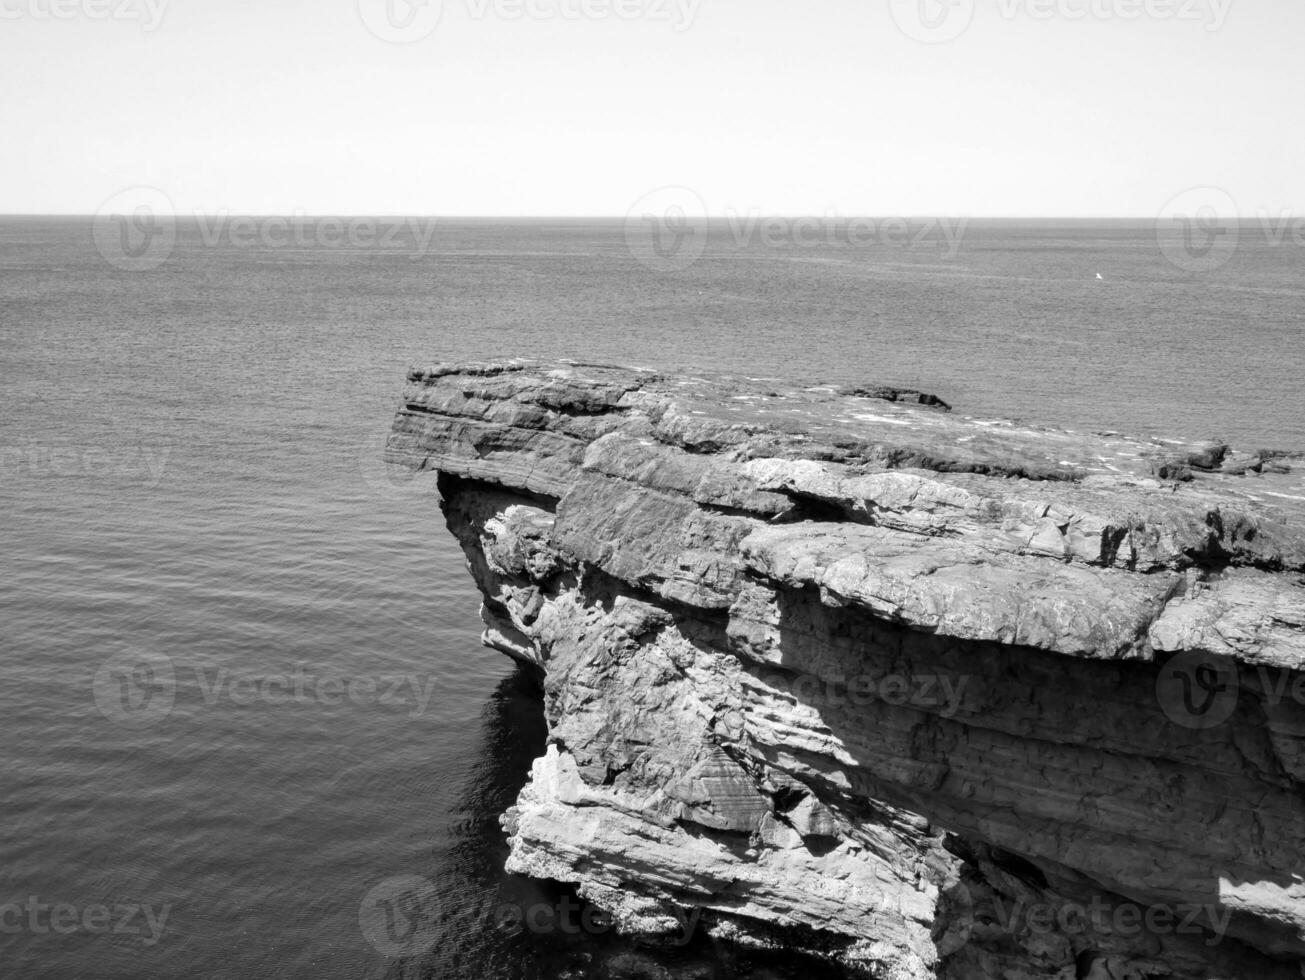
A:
3,0,1303,216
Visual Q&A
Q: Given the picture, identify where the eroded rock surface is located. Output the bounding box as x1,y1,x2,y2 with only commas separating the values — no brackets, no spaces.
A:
388,359,1305,979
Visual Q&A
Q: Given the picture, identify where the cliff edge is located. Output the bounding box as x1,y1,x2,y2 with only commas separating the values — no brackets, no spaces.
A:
387,359,1305,979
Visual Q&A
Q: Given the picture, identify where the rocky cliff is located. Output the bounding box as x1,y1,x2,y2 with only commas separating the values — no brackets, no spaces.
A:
387,360,1305,980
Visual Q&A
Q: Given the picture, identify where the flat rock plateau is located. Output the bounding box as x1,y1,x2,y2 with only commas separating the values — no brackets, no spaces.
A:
387,359,1305,980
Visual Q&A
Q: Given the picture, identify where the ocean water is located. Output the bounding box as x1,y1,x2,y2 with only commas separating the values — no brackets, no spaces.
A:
1,216,1302,979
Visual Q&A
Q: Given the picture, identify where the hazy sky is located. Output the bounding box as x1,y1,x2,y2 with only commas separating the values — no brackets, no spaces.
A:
3,0,1303,216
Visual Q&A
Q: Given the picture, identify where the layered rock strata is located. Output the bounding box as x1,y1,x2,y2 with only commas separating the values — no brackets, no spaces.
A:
387,360,1305,979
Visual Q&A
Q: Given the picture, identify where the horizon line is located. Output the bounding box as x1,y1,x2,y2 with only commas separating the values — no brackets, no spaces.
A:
0,212,1240,221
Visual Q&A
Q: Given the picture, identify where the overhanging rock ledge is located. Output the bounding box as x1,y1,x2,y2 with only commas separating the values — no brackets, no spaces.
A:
388,358,1305,979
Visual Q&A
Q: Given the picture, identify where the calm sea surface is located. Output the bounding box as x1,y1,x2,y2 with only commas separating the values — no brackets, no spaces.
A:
2,217,1302,979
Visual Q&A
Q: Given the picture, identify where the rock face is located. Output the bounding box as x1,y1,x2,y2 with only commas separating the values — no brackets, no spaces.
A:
387,360,1305,979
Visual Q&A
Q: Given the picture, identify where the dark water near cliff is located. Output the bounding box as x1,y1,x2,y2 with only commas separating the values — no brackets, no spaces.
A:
2,216,1302,979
